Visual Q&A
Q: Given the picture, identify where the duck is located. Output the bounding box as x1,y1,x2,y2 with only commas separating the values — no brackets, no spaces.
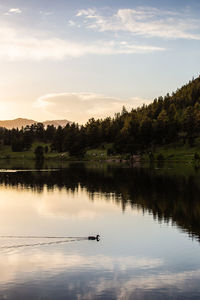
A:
88,235,100,241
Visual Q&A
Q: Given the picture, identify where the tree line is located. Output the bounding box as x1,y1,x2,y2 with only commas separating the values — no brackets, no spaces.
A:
1,76,200,157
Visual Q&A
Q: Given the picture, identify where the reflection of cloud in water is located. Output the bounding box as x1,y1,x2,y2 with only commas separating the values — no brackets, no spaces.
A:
92,269,200,300
0,250,200,299
0,251,162,284
0,186,121,226
37,187,121,219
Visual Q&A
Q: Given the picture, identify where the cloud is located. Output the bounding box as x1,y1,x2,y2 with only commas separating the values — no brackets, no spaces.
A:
0,23,164,61
39,11,54,16
6,8,22,14
35,92,152,123
68,20,76,26
76,7,200,40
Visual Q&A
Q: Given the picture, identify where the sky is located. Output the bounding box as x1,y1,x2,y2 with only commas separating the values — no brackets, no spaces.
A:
0,0,200,123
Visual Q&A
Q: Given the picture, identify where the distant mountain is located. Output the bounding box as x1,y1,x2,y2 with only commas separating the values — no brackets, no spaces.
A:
0,118,72,129
43,120,71,127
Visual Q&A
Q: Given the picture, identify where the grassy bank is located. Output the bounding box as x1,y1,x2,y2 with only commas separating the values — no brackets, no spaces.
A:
0,143,69,160
0,143,115,161
142,139,200,163
0,141,200,164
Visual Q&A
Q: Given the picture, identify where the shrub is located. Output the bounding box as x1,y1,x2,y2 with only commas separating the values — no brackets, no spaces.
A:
107,148,115,156
45,145,49,154
149,152,154,161
34,146,44,160
194,152,200,161
157,153,164,161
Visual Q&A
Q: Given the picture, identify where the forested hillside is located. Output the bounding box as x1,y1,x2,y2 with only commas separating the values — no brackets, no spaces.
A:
0,76,200,157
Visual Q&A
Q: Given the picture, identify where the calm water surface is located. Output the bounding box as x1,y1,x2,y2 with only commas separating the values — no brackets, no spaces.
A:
0,162,200,299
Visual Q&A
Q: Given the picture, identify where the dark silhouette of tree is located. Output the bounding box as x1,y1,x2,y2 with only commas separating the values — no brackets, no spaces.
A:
11,138,24,152
34,146,44,160
44,145,49,154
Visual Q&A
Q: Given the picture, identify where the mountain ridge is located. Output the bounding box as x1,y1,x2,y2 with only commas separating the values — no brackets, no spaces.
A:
0,118,72,129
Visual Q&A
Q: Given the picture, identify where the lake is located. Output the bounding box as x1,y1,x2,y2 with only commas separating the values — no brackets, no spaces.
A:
0,162,200,299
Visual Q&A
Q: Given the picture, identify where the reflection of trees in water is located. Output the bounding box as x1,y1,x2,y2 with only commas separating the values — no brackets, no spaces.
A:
0,164,200,242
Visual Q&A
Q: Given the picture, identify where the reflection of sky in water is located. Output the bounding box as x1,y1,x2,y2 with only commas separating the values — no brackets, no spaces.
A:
0,183,200,299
